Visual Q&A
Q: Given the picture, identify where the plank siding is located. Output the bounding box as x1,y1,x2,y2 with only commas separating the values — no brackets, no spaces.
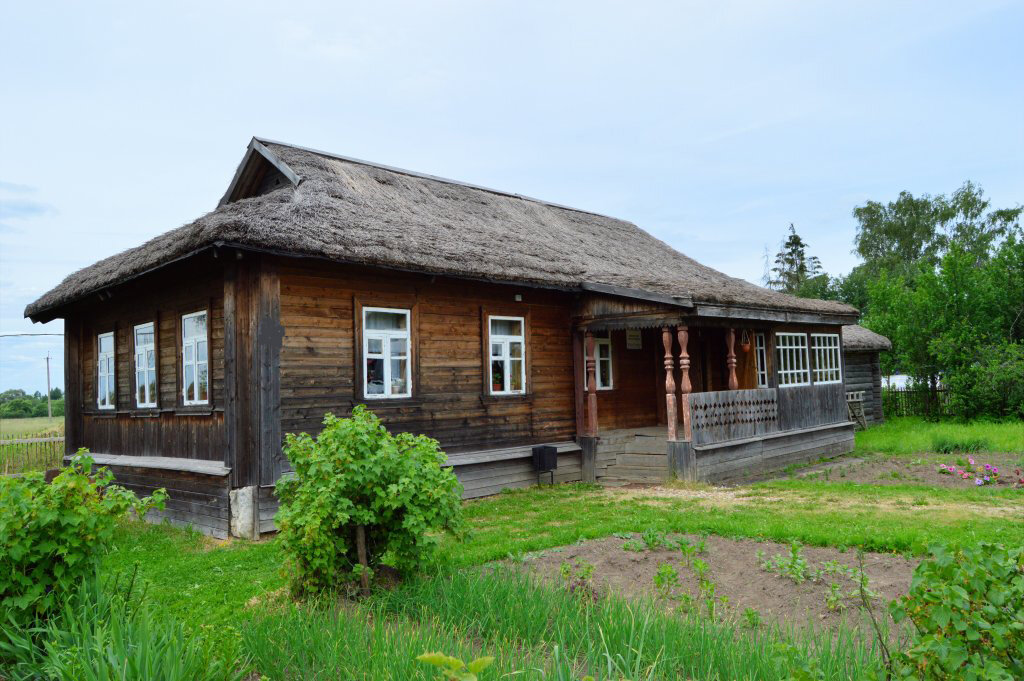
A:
276,259,577,459
73,257,226,460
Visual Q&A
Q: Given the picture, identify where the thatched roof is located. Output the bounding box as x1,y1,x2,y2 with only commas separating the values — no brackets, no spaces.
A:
26,138,858,321
843,325,892,351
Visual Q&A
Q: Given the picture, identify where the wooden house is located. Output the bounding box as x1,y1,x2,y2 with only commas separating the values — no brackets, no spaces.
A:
26,138,861,538
842,324,891,425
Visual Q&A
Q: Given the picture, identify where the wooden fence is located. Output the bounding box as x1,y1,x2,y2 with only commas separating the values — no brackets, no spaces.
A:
0,437,65,475
882,387,952,418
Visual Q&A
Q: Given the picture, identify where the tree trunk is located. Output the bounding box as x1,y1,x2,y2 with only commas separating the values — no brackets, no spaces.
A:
355,525,370,597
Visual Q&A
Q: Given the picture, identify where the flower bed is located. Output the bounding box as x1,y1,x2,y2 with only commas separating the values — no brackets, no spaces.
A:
937,457,1023,487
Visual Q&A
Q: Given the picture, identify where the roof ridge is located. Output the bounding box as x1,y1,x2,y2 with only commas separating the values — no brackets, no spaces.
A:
253,136,623,221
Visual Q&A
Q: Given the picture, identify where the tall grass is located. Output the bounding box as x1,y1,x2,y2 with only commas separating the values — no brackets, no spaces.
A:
244,567,884,680
0,576,244,681
855,417,1024,456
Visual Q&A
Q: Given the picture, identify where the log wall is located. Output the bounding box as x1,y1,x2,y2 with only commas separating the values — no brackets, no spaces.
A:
276,259,578,455
844,350,884,424
70,257,227,461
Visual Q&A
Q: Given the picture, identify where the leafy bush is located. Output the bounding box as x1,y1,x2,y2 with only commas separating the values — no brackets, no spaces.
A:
943,342,1024,421
1,573,244,681
0,451,166,627
275,406,464,595
890,542,1024,680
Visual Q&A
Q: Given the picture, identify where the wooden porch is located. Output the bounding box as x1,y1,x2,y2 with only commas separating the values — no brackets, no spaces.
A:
573,296,855,485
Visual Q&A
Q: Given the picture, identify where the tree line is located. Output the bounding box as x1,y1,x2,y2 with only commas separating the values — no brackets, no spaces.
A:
765,181,1023,420
0,388,65,419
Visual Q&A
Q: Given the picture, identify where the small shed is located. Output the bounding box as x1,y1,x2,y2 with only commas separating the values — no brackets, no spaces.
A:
842,325,892,425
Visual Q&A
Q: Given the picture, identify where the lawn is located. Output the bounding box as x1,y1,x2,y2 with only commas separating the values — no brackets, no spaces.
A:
38,417,1024,678
0,416,63,437
853,417,1024,456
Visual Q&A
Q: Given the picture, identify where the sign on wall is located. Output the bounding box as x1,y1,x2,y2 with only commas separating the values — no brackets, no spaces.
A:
626,329,642,350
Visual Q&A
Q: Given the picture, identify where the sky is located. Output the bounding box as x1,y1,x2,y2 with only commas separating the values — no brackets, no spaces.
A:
1,1,1022,393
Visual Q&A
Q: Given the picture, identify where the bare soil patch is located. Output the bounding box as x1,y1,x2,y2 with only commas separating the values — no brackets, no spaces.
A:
795,452,1024,489
521,534,915,634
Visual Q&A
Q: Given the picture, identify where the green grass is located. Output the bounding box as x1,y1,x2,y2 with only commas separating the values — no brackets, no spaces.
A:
0,416,64,437
855,417,1024,456
447,483,1023,567
244,567,883,680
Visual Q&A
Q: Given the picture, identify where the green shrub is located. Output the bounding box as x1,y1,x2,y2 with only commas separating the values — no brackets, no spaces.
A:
932,435,990,454
275,405,464,596
1,574,244,681
944,342,1024,421
890,543,1024,680
0,451,166,627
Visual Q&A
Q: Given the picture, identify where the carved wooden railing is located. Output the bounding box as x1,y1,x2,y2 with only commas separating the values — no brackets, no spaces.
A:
688,388,779,446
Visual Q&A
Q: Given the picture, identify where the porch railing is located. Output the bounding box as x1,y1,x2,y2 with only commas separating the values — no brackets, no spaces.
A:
688,383,849,447
689,388,778,446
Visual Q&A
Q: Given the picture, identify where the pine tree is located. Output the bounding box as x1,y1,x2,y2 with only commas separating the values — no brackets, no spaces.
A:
766,224,823,294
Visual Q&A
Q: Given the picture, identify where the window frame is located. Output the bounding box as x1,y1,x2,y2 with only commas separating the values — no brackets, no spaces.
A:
180,310,210,406
754,332,769,388
96,331,115,410
133,321,158,409
487,315,527,396
581,335,613,391
775,332,810,388
811,333,843,385
361,306,412,400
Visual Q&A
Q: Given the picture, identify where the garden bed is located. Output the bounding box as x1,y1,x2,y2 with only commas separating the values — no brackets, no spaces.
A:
795,452,1024,489
519,533,916,634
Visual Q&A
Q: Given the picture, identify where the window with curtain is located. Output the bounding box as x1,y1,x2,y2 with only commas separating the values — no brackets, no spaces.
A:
134,322,157,408
97,332,115,409
363,307,411,399
489,316,525,395
181,311,208,405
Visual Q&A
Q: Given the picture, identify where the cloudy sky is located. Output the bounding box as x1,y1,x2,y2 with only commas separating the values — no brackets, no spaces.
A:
2,1,1021,393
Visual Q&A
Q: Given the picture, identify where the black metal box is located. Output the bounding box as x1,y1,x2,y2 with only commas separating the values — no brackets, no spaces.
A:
531,445,558,472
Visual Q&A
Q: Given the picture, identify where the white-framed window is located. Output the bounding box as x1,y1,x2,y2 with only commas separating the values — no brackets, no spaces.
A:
812,333,843,384
97,332,115,409
489,316,526,395
775,332,810,387
181,311,209,405
133,322,157,408
362,307,411,399
582,335,613,390
754,332,769,388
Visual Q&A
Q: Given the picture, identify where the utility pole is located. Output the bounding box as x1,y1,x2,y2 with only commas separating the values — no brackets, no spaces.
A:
46,352,52,418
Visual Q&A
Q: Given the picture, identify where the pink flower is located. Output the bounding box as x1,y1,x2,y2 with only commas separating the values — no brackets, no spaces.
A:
969,458,976,466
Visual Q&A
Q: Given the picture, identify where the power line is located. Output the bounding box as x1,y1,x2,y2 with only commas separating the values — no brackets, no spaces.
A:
0,333,64,337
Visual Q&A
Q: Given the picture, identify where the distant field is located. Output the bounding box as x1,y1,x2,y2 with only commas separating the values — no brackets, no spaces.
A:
0,416,64,437
0,417,64,474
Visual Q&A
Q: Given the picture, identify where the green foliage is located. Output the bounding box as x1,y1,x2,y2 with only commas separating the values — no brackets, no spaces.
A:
889,543,1024,681
275,405,464,596
943,342,1024,420
0,389,64,418
0,451,166,627
1,573,243,681
652,562,679,599
417,652,494,680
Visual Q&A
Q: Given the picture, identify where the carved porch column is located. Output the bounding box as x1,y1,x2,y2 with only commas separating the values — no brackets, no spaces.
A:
677,326,692,441
726,327,738,391
585,330,598,437
580,329,598,482
662,327,678,442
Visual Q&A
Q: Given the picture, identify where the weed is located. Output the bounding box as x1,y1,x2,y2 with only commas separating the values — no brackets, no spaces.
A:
825,582,845,612
641,528,667,550
933,435,990,454
652,562,679,600
622,539,646,552
741,607,762,629
559,559,596,602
